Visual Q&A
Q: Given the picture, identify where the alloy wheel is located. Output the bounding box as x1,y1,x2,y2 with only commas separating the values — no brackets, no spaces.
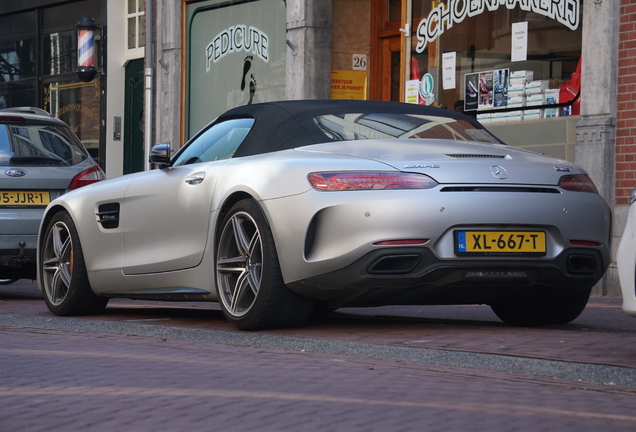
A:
216,211,263,317
42,221,73,306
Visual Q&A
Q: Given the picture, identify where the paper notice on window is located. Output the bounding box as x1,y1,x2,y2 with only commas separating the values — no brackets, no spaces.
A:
511,22,528,62
442,52,456,90
405,79,420,104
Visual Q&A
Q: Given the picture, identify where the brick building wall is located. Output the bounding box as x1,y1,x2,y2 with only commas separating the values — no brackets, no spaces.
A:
617,0,636,205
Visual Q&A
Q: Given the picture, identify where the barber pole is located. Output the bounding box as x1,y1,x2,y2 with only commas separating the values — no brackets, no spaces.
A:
76,15,97,82
78,28,94,68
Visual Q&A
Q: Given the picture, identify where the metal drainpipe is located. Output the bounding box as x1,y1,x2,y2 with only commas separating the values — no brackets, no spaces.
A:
144,0,154,170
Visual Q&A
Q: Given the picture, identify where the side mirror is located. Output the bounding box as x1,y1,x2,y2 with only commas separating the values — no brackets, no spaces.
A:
149,144,171,168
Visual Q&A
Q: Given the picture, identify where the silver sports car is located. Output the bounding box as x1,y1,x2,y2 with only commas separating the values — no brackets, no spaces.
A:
37,100,611,329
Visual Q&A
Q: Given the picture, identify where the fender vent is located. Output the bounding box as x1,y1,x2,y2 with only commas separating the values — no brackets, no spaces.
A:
97,203,120,229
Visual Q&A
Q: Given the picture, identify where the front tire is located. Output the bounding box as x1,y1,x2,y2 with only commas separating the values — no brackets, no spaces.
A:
215,199,313,330
40,211,108,316
490,287,591,326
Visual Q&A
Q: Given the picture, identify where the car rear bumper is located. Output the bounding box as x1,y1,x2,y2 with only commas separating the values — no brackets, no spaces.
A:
287,246,607,307
264,186,612,286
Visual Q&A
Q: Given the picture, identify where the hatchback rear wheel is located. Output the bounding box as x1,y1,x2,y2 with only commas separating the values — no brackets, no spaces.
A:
40,211,108,315
0,279,18,285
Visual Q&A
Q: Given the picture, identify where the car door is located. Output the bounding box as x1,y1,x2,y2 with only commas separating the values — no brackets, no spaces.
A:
121,117,255,275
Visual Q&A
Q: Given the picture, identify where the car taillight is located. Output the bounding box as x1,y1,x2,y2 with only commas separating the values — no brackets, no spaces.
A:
68,166,106,190
558,174,598,193
308,171,438,191
1,116,25,122
570,240,600,246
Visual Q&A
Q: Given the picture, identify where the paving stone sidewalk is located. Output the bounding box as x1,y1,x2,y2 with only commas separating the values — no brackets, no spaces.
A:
2,324,636,432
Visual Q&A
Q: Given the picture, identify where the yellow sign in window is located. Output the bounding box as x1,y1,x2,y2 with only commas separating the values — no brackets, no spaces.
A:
331,70,367,100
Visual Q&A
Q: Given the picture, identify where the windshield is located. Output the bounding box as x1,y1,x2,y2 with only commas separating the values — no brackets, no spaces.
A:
0,123,89,166
314,113,500,144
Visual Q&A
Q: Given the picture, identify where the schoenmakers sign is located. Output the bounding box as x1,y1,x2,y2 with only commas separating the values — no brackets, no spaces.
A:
415,0,580,53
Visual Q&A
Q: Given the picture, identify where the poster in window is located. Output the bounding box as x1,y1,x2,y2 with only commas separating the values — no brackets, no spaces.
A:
478,70,493,110
464,73,479,111
493,68,509,108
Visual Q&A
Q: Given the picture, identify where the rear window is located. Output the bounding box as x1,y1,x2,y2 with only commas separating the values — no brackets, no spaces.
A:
313,113,500,144
0,123,89,166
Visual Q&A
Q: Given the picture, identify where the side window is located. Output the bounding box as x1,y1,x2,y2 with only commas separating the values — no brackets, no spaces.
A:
173,118,254,166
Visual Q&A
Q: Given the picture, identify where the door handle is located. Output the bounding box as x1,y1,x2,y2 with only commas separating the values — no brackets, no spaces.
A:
185,172,206,185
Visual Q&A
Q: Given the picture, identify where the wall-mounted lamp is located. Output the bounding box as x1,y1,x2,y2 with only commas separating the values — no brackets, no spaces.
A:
76,15,97,82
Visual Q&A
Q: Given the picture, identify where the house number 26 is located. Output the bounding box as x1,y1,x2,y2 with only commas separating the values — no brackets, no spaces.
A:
353,54,367,71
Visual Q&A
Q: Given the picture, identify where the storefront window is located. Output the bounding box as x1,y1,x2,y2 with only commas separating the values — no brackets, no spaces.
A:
43,31,77,76
0,80,37,109
0,0,103,164
0,39,37,82
407,0,582,122
44,78,101,161
0,9,38,109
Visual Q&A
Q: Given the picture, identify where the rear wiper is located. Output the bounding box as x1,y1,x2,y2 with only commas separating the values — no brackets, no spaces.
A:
10,155,69,166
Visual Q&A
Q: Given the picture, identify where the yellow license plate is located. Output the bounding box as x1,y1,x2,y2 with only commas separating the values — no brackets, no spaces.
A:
0,191,51,207
456,231,546,255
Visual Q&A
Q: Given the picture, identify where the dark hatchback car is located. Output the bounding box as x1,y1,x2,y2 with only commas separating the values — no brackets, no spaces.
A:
0,107,104,281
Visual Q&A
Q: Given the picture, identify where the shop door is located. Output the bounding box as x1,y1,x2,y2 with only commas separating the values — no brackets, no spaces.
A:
380,36,403,102
371,0,404,101
372,0,434,103
124,59,144,174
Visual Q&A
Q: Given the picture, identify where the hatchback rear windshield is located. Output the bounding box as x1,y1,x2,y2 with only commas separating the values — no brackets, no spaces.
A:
0,123,89,166
314,113,500,144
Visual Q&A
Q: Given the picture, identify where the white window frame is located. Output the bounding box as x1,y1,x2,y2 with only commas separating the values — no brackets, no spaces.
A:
126,0,146,56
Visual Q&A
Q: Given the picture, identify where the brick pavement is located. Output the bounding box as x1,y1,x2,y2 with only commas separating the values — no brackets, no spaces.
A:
2,281,636,370
1,325,636,432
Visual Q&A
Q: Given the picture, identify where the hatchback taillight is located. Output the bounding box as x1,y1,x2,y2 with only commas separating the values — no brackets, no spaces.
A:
308,171,438,191
68,166,106,190
558,174,598,193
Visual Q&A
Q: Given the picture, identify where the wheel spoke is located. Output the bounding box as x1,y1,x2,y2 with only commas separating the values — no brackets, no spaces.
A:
216,255,247,274
231,216,252,257
42,256,60,273
230,270,252,314
50,267,68,304
246,264,260,293
248,230,260,258
52,225,68,258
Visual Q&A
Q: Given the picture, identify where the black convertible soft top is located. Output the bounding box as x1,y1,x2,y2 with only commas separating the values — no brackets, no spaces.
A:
193,99,489,158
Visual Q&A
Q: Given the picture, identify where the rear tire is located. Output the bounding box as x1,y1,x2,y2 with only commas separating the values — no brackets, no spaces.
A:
215,199,314,330
40,211,108,316
490,287,591,326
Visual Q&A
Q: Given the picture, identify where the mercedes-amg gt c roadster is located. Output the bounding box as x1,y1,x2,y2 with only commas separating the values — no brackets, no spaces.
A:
37,100,611,330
